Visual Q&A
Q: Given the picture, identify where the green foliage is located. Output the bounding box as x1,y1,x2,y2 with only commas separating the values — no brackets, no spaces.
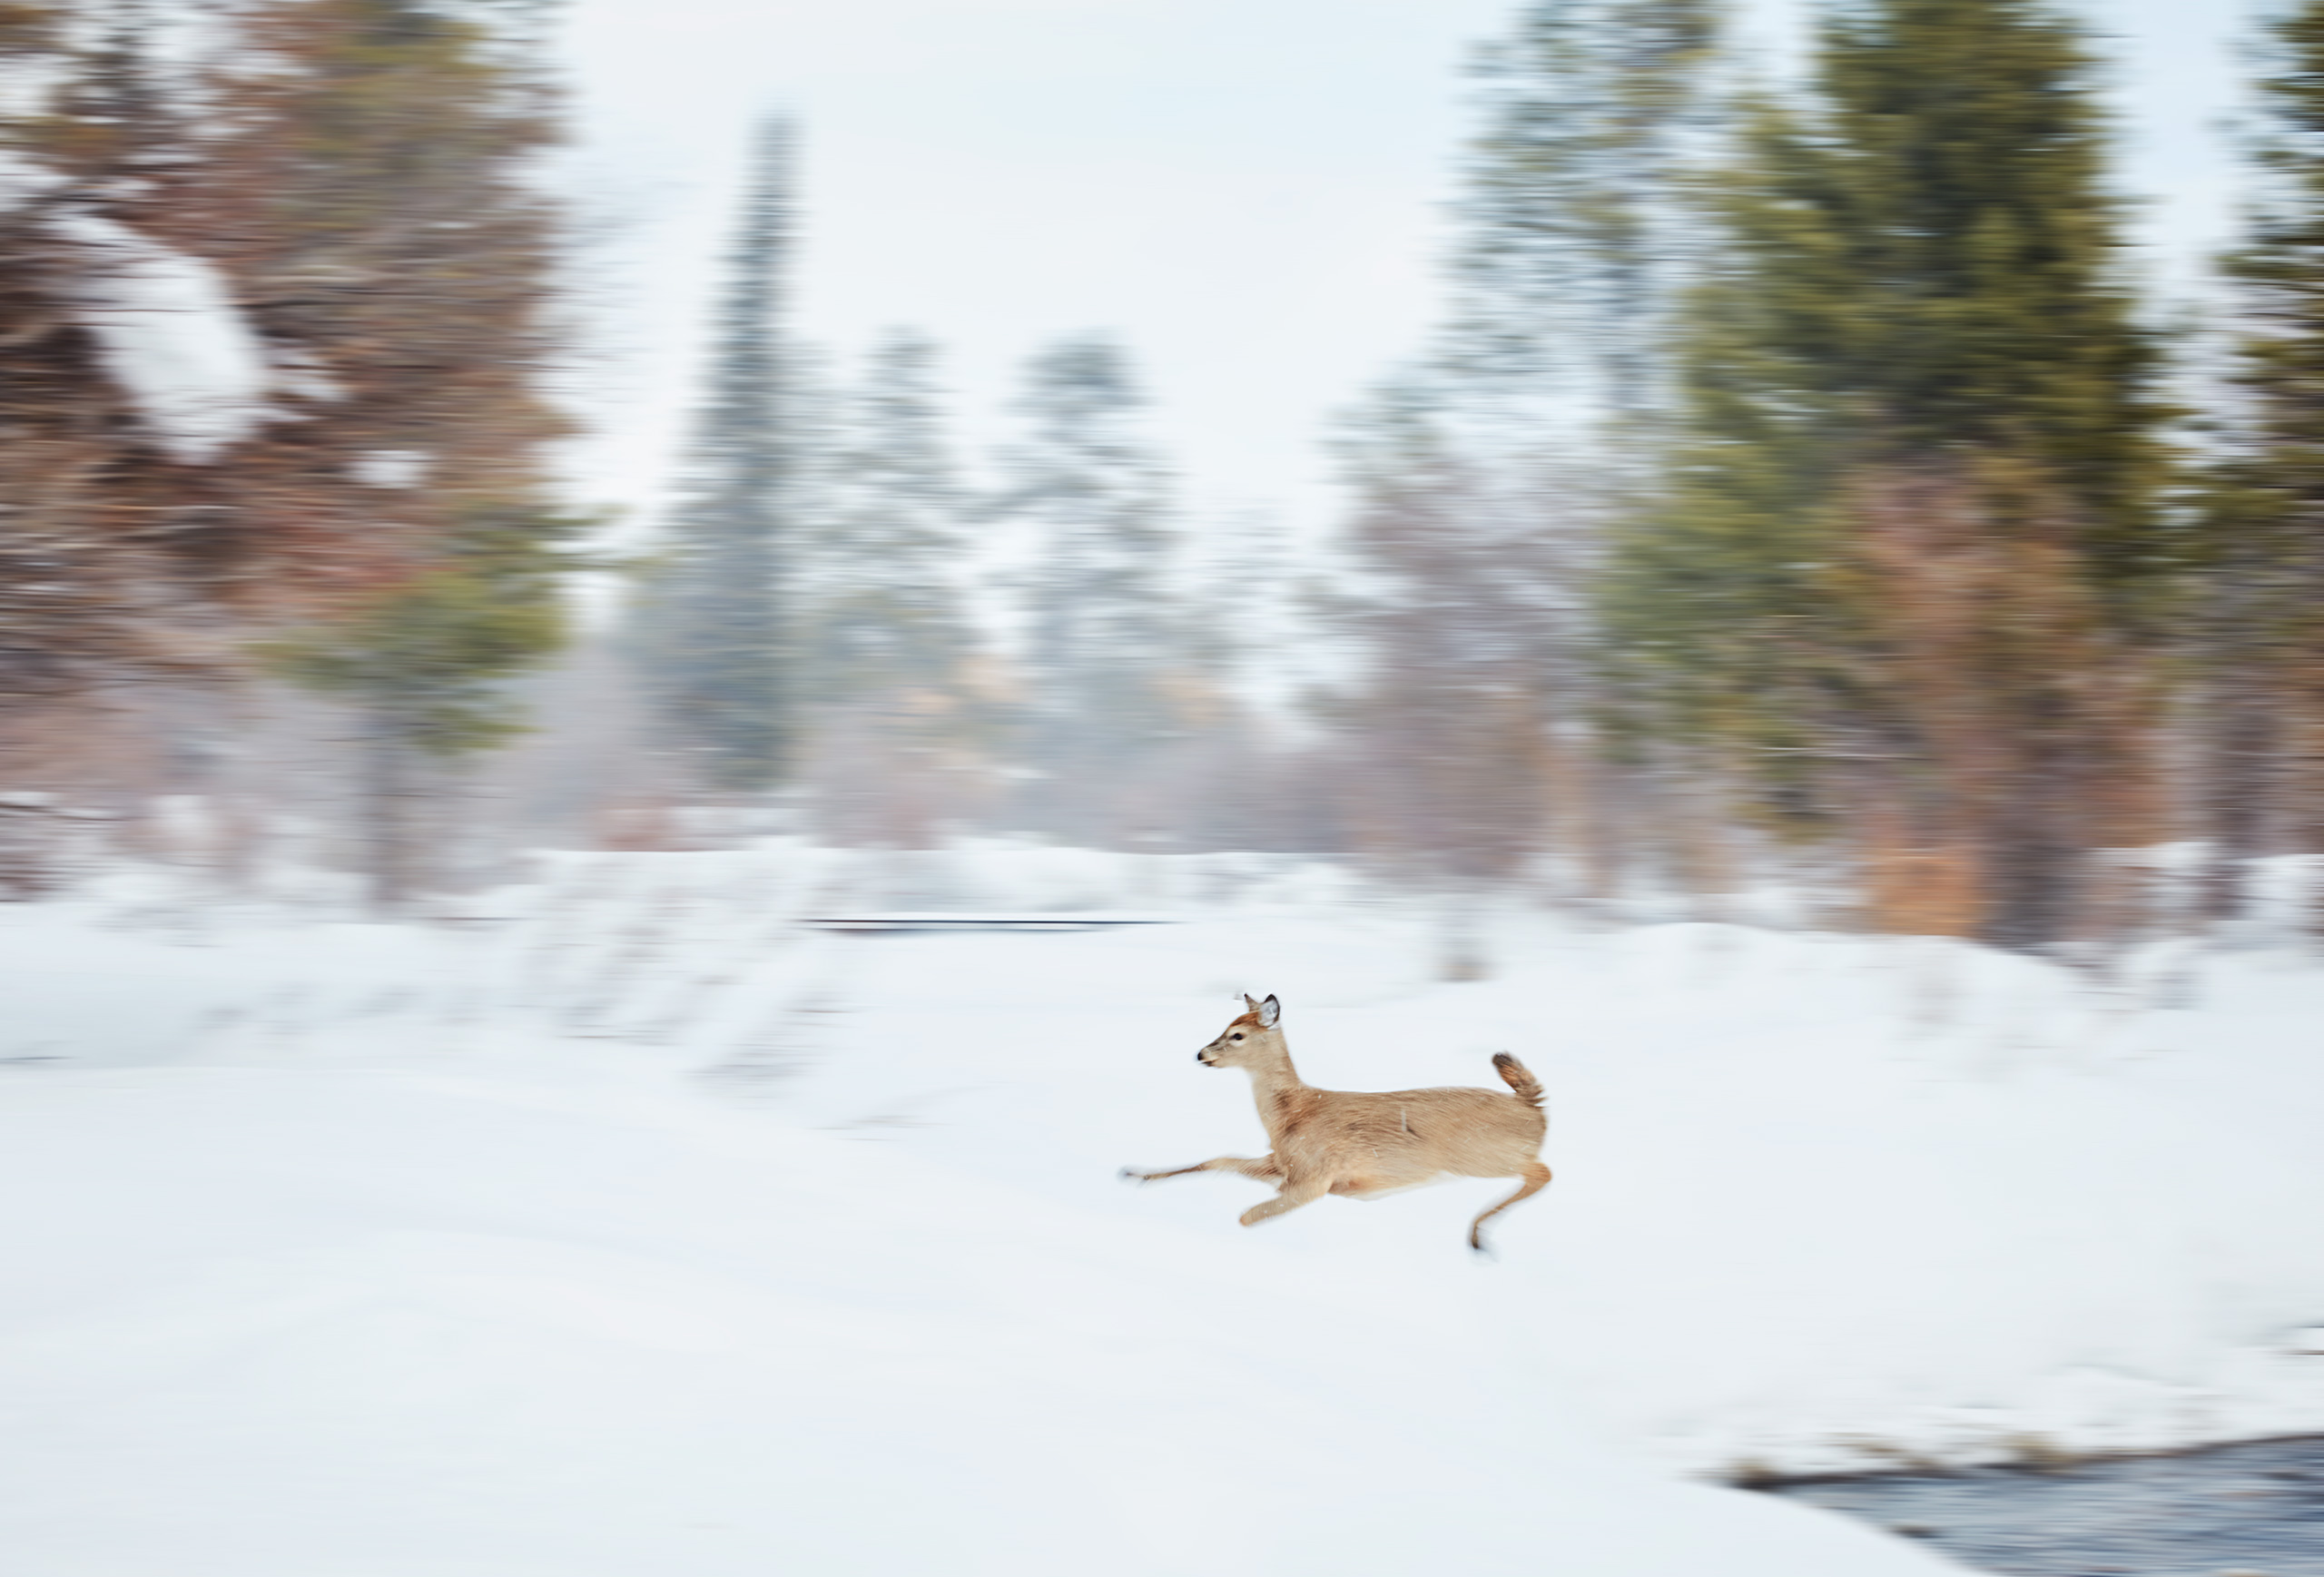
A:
1585,0,2176,947
263,506,589,758
1728,0,2154,553
2218,0,2324,613
2170,0,2324,922
1604,0,2169,757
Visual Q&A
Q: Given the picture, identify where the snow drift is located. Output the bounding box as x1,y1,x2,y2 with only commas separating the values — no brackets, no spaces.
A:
2,843,2319,1573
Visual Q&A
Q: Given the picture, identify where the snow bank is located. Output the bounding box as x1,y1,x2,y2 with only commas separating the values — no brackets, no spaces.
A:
0,1062,1955,1577
3,844,2320,1571
48,211,272,463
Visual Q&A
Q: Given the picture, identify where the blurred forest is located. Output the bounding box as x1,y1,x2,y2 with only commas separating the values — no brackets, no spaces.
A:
9,0,2324,967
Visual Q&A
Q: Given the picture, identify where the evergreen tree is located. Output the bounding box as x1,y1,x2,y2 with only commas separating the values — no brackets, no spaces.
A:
1639,0,2165,577
1602,0,2169,951
636,117,795,793
796,330,986,843
1423,0,1733,922
990,336,1181,842
2204,0,2324,922
0,0,575,896
0,0,569,701
1459,0,1722,421
803,330,971,713
265,506,586,909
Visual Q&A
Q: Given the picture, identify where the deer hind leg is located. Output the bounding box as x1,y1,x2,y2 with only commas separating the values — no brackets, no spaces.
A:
1121,1155,1282,1185
1468,1161,1552,1254
1238,1175,1329,1228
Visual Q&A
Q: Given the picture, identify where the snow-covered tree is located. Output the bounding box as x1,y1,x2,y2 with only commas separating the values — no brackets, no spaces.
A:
0,0,573,896
0,0,567,702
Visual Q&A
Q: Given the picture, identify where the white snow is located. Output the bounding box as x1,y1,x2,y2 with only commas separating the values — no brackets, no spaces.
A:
0,147,61,212
351,448,430,489
3,843,2320,1573
48,211,273,463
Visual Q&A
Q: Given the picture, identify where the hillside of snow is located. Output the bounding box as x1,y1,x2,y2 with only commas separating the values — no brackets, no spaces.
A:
3,844,2320,1574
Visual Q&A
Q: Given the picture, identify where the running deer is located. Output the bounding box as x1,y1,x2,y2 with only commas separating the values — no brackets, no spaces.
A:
1123,994,1551,1252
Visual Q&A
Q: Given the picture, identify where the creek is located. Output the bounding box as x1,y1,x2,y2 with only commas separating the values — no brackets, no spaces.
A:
1766,1436,2324,1576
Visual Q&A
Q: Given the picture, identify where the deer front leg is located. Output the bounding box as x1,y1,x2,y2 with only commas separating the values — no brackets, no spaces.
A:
1238,1175,1329,1227
1121,1155,1283,1185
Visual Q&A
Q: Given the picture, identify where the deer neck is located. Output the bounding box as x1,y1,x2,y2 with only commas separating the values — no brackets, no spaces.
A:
1242,1040,1306,1137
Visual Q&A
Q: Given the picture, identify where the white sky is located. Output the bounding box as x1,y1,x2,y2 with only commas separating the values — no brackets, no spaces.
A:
554,0,2255,544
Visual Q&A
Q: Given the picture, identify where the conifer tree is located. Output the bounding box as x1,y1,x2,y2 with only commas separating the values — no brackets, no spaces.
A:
803,330,971,714
1644,0,2164,571
265,506,586,909
635,118,795,794
990,336,1181,842
0,0,569,700
1,0,575,897
1602,0,2168,951
796,330,987,843
1460,0,1721,420
2205,0,2324,922
1423,0,1730,922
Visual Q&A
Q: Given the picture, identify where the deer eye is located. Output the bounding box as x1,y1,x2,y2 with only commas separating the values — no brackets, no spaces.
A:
1231,1032,1245,1041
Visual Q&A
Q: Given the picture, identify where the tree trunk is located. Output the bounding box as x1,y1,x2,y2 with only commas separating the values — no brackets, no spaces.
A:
1974,723,2085,954
1977,826,2080,953
2199,677,2278,925
361,708,422,915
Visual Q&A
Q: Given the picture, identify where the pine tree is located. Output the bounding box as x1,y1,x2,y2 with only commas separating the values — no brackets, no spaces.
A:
264,506,587,909
0,0,574,897
1797,0,2162,579
1436,0,1729,922
0,0,570,700
1602,0,2169,951
1459,0,1721,421
2204,0,2324,923
990,335,1181,843
1636,0,2165,576
797,329,985,843
635,118,795,794
804,330,971,714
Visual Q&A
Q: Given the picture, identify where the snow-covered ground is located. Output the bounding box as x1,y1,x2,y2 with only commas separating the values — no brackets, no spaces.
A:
3,843,2320,1575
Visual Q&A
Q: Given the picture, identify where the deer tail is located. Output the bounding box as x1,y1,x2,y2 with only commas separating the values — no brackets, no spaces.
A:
1492,1051,1543,1108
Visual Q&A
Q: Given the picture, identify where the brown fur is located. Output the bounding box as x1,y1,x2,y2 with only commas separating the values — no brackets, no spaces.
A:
1124,994,1552,1253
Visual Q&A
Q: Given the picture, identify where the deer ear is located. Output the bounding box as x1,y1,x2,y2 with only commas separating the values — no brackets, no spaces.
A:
1257,994,1280,1029
1243,993,1261,1011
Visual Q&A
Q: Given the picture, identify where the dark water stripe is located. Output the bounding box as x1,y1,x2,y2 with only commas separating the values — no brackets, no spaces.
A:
1762,1435,2324,1576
